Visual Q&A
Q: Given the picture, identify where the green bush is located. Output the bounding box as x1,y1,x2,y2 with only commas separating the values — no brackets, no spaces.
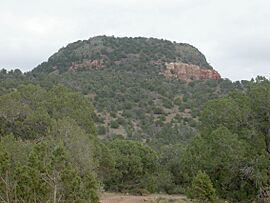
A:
97,126,106,135
187,170,217,202
153,107,164,114
110,120,119,128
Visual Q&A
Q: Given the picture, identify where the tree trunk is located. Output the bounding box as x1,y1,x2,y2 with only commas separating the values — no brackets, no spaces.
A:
5,171,9,203
53,184,57,203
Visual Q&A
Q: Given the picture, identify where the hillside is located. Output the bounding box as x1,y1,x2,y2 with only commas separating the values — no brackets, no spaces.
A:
27,36,237,147
33,36,213,74
0,36,269,202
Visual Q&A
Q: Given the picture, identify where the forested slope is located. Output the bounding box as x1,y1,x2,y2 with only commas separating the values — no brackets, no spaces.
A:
28,36,240,147
0,36,269,202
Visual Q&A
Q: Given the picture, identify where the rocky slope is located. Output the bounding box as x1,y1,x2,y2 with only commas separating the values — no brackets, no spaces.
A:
68,59,104,72
33,36,214,76
27,36,233,145
162,62,221,81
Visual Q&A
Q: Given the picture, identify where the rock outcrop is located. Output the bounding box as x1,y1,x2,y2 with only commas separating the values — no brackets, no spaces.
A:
69,60,104,72
162,62,221,81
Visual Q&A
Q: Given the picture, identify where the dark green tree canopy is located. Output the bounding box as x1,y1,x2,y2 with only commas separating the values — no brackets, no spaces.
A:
0,84,96,139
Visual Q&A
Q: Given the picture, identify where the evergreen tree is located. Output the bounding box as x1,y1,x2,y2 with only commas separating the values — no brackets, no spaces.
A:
188,170,217,202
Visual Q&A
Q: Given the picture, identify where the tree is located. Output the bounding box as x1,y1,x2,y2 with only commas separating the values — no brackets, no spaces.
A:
0,134,100,202
181,127,269,201
48,118,96,173
46,85,96,134
194,81,270,201
15,140,99,202
188,170,217,202
248,77,270,153
0,84,97,140
0,143,12,202
200,93,251,136
105,139,158,193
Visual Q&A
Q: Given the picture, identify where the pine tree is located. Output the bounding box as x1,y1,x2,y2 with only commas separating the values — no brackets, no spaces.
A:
188,170,217,202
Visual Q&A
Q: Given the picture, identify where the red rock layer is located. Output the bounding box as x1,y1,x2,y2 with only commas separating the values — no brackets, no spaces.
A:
69,60,104,72
162,62,221,81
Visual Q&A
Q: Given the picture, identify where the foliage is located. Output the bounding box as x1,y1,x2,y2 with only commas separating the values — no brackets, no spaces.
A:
21,36,240,147
0,136,99,202
0,84,101,202
183,78,270,202
187,170,217,202
105,139,158,193
33,36,213,74
0,84,96,139
0,35,269,203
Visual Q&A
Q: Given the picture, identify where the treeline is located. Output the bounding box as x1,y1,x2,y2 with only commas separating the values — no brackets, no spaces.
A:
0,72,270,202
0,67,239,147
160,76,270,202
105,76,270,202
0,85,102,202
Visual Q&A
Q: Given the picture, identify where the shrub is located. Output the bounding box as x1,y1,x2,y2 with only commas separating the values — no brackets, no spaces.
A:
110,120,119,129
153,107,164,114
97,126,106,135
187,170,217,202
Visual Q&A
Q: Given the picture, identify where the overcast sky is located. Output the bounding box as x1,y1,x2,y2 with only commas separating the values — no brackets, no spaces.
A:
1,0,269,81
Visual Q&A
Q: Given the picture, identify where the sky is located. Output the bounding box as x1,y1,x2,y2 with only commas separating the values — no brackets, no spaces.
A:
0,0,269,81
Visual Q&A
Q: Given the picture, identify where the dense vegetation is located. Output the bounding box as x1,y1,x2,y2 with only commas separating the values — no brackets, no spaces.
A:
0,85,100,202
33,36,212,74
29,37,242,148
0,36,269,202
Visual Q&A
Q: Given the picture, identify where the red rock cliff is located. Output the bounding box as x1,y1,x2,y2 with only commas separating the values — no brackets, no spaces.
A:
162,62,221,81
69,60,104,72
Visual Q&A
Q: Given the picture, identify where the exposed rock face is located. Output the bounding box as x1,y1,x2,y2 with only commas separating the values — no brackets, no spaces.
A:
162,62,221,81
69,60,104,72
